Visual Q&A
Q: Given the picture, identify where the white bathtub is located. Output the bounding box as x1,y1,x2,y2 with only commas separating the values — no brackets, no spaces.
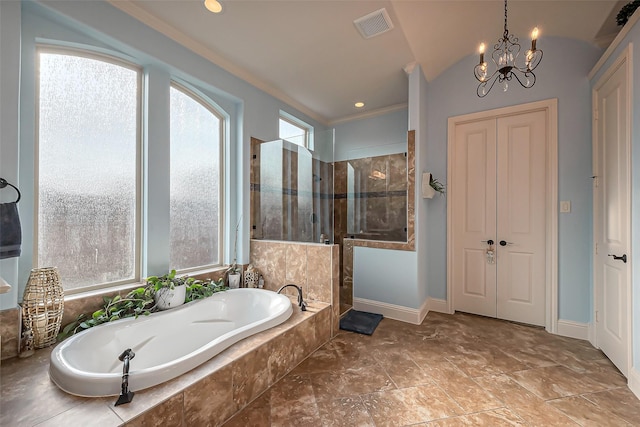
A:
49,288,293,397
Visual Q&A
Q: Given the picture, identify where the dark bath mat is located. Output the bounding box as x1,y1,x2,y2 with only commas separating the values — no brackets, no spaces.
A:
339,310,383,335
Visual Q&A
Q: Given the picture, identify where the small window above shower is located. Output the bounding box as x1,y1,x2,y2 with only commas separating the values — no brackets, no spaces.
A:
279,111,313,150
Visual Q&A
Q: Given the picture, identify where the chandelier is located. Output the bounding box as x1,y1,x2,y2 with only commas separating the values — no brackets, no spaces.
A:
474,0,543,97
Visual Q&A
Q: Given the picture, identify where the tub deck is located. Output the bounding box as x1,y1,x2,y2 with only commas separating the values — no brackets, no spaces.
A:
0,298,331,426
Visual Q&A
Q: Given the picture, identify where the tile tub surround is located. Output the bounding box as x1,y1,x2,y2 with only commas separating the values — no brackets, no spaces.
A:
224,312,640,426
249,239,340,336
0,299,331,426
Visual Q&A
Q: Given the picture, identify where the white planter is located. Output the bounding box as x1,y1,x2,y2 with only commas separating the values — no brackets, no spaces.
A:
154,284,186,310
228,273,241,289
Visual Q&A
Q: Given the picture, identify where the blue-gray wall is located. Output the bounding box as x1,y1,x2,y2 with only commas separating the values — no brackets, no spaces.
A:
333,108,408,161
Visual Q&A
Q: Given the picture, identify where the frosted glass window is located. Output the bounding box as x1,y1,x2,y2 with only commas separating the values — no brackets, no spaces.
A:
37,51,140,292
169,85,222,271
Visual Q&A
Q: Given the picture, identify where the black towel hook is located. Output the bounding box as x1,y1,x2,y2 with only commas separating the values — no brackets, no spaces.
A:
0,178,21,203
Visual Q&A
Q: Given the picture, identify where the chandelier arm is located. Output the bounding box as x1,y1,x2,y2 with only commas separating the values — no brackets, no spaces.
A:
510,70,536,89
477,74,500,98
527,49,543,72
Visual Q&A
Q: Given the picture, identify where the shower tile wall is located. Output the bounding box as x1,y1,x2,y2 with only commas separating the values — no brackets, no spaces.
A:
250,138,333,244
333,153,408,246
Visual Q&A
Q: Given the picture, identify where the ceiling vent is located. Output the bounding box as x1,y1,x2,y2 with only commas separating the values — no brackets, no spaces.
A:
354,8,394,39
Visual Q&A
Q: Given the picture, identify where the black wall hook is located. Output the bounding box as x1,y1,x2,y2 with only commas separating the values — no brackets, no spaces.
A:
0,178,21,203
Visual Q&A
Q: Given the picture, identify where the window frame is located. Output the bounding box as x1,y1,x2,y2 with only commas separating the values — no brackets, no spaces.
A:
279,111,314,150
35,46,143,294
169,81,225,274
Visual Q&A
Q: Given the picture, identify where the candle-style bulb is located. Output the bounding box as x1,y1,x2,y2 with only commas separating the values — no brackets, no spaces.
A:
531,27,539,40
479,43,486,54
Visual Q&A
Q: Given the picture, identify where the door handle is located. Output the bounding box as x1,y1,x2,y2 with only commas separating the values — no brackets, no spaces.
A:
481,239,494,246
499,240,513,246
608,254,627,263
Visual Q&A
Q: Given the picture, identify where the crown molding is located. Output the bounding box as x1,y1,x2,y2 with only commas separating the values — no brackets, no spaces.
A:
107,0,329,126
328,103,408,126
589,8,640,80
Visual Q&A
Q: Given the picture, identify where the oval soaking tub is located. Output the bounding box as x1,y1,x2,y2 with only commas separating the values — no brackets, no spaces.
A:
50,288,293,397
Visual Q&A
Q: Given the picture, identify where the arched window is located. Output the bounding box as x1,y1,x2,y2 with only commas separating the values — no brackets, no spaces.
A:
36,49,141,292
169,84,223,271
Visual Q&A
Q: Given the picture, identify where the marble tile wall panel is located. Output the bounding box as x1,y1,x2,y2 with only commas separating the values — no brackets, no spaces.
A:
306,245,332,303
184,364,236,425
249,240,286,292
232,344,271,408
250,239,339,338
125,394,184,427
250,137,263,240
0,307,19,359
285,244,307,286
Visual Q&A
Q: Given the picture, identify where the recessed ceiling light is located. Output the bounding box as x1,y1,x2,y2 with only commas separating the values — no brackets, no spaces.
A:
355,102,365,108
204,0,223,13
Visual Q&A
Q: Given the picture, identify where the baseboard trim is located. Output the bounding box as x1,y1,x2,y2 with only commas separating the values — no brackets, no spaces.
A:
353,297,425,325
352,297,450,325
426,298,449,314
556,319,590,341
629,366,640,399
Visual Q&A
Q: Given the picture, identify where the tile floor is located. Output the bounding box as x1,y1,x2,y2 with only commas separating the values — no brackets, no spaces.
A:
223,312,640,426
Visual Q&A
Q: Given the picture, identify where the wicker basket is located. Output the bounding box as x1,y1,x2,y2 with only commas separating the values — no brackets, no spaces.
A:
22,267,64,348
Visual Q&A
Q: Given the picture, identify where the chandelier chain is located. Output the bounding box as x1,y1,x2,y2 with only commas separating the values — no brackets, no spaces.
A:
504,0,509,38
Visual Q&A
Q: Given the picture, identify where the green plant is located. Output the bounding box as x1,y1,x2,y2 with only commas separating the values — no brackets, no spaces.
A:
185,277,226,302
430,175,446,195
58,273,227,340
146,269,195,291
617,1,640,26
58,286,155,339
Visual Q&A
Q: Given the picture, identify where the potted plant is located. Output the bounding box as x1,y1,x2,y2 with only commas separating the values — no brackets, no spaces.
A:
146,269,192,310
423,172,446,199
617,1,640,26
429,175,446,196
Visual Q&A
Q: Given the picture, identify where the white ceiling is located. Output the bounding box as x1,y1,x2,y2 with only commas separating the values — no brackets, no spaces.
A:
110,0,624,124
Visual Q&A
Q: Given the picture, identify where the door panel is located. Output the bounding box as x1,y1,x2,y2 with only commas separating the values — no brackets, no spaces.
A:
603,266,622,339
594,56,629,376
496,111,547,326
463,249,489,296
452,119,497,318
506,252,533,303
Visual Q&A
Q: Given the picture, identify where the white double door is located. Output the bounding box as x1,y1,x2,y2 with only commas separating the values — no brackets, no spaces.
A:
451,110,547,326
